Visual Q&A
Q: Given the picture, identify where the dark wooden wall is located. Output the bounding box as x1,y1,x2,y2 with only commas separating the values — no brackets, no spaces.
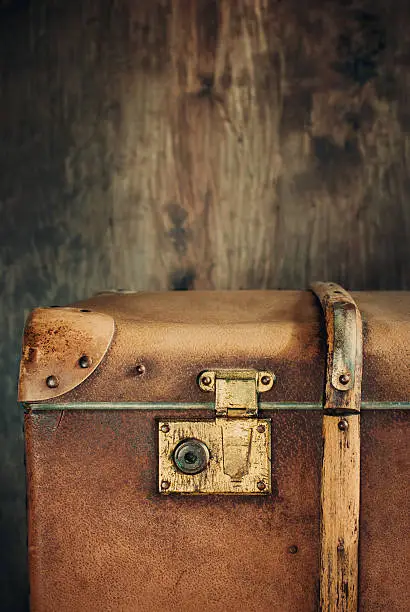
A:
1,0,410,608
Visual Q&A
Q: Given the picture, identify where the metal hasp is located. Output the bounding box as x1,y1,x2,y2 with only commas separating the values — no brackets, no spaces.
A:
198,369,275,417
158,369,274,495
311,282,363,612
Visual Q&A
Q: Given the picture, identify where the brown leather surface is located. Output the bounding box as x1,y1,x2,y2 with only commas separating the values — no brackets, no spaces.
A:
42,290,326,404
353,292,410,402
25,409,322,612
360,409,409,611
19,307,115,402
25,408,409,611
19,289,408,405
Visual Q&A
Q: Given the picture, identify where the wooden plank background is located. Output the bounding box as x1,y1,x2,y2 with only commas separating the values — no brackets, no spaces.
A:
1,0,409,608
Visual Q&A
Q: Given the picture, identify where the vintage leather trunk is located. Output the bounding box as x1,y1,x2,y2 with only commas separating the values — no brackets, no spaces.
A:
19,285,409,612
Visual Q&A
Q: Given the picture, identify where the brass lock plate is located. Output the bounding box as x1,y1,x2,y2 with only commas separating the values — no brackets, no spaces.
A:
158,419,271,495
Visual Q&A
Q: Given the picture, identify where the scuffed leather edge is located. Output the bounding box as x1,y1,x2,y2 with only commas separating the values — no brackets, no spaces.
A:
18,307,115,402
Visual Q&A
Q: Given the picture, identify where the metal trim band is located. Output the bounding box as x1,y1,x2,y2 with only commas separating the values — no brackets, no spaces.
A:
25,401,410,411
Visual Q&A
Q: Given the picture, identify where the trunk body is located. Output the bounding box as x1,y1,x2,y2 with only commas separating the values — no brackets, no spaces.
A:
19,290,410,611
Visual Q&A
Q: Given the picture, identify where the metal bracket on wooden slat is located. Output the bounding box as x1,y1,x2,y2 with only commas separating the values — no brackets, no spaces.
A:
311,282,362,415
311,281,363,612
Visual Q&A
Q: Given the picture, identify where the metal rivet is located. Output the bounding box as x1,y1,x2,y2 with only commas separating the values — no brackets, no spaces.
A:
288,545,298,554
160,424,170,434
46,375,59,389
339,373,351,385
257,481,266,491
338,419,349,431
257,424,266,433
78,355,91,369
136,364,146,376
201,375,211,386
161,480,170,490
261,375,271,386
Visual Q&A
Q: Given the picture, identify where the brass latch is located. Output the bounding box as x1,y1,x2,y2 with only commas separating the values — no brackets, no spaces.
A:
158,369,275,495
198,369,275,417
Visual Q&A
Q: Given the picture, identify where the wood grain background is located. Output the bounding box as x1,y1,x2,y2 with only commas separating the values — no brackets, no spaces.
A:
1,0,409,608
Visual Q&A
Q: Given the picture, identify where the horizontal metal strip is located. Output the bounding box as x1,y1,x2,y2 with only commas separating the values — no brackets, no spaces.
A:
25,401,410,411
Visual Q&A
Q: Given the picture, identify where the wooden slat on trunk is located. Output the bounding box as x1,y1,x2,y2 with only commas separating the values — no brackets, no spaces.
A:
311,283,363,612
321,414,360,611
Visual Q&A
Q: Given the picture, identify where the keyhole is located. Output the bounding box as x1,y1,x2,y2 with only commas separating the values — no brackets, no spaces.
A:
184,451,197,464
173,439,210,475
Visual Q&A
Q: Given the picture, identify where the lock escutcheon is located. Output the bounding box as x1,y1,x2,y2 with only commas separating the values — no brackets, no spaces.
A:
173,438,210,475
158,369,273,495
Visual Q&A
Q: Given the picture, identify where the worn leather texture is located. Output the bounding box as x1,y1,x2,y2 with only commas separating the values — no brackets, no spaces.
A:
26,409,322,612
25,409,409,612
21,290,410,404
22,290,410,610
360,410,409,610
